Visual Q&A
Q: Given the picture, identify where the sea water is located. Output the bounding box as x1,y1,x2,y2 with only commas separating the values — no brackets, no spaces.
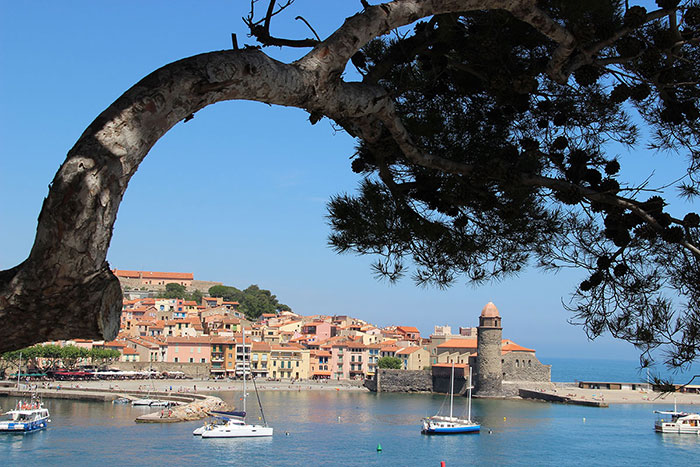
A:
1,388,699,466
541,356,700,384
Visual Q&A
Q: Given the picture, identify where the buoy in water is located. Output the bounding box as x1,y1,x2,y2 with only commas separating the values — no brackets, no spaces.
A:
503,417,507,421
377,443,382,452
583,418,586,423
285,431,290,436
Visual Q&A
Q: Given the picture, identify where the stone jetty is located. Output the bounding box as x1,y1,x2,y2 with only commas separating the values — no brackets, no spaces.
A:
0,382,229,423
518,388,609,407
135,395,229,423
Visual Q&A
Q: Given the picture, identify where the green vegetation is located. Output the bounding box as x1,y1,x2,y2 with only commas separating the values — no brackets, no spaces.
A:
323,1,700,368
155,283,204,302
1,344,121,371
208,284,291,319
377,356,403,369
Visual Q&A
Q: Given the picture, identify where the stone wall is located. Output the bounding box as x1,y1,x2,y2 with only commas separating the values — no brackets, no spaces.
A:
502,352,551,383
433,375,467,395
111,361,210,379
476,326,502,395
371,369,433,392
117,277,221,293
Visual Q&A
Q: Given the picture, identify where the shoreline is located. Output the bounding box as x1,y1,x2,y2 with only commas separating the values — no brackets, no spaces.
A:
2,379,699,406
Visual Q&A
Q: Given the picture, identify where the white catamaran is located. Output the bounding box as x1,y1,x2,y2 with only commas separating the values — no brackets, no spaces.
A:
198,328,273,438
422,363,480,435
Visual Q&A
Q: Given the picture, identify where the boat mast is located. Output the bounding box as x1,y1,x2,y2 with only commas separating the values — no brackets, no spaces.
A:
18,351,21,389
468,366,473,422
449,362,454,419
242,327,247,413
252,375,267,427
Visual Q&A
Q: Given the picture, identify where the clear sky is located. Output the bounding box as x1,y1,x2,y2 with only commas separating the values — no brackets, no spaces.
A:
1,1,697,372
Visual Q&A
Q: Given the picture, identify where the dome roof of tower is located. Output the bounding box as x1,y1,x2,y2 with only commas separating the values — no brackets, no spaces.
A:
480,302,500,318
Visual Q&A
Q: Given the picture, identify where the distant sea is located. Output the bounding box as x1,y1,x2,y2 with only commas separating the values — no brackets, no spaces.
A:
540,356,700,384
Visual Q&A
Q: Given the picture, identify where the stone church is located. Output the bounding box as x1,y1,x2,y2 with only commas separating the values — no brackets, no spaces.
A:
434,302,551,396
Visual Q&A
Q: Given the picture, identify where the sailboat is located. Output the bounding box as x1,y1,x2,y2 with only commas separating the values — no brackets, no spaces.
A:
200,328,273,438
422,363,480,434
132,365,167,406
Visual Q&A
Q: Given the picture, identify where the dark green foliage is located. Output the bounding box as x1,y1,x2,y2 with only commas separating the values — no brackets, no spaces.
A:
156,283,202,302
1,345,119,370
325,1,700,369
377,356,403,369
208,284,290,319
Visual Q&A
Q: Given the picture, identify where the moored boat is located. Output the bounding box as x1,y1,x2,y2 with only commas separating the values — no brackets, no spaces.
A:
422,364,480,435
654,410,700,434
198,327,273,438
200,414,273,438
0,401,50,433
131,399,157,406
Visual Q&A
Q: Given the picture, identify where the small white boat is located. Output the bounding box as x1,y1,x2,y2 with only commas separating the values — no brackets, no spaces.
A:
654,410,700,434
149,400,174,407
0,401,50,433
132,399,157,406
422,364,480,435
201,415,273,438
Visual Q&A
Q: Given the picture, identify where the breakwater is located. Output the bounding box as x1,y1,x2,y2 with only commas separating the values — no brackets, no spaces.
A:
0,382,227,422
518,388,609,407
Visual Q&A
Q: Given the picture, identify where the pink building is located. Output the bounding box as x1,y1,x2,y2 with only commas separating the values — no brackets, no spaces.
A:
165,336,212,363
301,321,337,341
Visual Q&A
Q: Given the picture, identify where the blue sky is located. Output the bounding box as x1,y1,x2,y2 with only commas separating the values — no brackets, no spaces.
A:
1,1,697,371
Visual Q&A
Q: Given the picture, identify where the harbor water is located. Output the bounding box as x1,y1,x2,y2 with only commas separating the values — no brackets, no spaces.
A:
2,389,699,466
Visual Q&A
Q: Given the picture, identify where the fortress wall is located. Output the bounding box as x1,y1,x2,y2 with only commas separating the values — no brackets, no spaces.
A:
502,352,551,382
370,369,433,392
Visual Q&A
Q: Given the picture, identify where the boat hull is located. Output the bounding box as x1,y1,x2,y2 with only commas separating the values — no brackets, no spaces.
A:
422,424,481,435
0,417,49,433
201,425,273,438
655,422,700,434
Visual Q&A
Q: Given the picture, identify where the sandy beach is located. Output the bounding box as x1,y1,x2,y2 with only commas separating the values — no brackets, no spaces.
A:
545,385,700,406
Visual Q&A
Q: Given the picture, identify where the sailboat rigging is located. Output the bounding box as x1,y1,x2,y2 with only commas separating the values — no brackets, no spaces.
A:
198,327,273,438
422,363,480,434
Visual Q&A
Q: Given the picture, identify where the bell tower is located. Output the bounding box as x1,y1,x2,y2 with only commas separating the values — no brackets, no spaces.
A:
476,302,502,396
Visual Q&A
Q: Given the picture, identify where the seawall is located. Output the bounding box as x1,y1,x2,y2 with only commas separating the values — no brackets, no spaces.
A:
518,388,609,407
0,382,227,422
364,369,433,393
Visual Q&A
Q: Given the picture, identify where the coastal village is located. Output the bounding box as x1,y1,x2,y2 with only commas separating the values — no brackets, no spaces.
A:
28,270,551,394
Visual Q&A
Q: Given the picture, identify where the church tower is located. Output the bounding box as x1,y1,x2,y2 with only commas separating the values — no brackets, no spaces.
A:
476,302,503,396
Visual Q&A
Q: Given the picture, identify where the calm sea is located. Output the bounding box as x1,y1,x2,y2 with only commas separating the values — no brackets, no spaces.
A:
2,358,699,466
541,356,700,384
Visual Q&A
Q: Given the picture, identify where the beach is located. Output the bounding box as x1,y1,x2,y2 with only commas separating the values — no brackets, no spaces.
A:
9,378,700,406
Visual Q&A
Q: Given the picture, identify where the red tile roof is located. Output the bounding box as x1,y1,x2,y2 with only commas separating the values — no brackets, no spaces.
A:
432,363,469,369
113,269,193,280
436,338,478,349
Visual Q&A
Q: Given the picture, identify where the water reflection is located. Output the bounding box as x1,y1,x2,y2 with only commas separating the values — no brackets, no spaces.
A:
2,392,699,466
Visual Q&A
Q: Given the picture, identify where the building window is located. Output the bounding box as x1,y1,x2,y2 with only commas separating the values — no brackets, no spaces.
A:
201,358,205,363
174,357,179,363
189,357,194,363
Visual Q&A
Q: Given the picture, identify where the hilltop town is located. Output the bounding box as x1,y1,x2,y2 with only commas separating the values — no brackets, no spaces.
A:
19,270,550,389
